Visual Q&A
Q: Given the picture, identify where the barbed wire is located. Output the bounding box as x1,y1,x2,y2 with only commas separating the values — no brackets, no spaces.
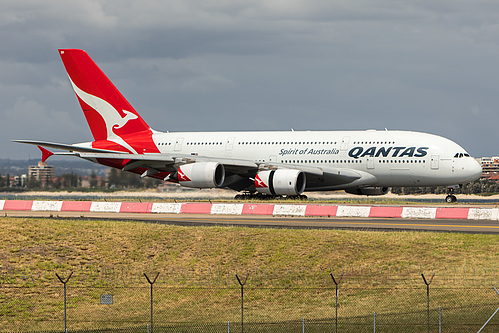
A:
1,265,497,288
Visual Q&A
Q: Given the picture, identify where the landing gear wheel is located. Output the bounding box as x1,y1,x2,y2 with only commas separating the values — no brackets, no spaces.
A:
283,195,308,201
234,193,308,201
445,185,460,203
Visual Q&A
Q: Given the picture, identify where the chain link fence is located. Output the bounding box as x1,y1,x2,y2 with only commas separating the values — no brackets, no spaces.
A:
1,266,498,332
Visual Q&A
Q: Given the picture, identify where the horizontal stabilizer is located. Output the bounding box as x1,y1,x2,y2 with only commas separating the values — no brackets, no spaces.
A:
37,146,54,162
13,140,127,154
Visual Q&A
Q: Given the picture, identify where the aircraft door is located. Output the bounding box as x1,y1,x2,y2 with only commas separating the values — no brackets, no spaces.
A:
431,154,439,170
174,137,184,151
366,157,375,170
340,136,350,151
226,137,235,151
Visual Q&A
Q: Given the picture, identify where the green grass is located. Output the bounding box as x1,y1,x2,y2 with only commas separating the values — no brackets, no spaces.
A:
0,217,498,332
1,217,497,285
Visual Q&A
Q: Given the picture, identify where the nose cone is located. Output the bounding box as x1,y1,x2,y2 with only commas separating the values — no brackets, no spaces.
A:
465,158,482,183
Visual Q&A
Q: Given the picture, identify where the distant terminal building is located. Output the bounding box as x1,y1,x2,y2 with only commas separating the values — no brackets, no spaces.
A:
475,157,499,179
28,161,55,185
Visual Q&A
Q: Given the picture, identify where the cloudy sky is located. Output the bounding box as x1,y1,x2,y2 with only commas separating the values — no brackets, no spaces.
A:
2,0,499,159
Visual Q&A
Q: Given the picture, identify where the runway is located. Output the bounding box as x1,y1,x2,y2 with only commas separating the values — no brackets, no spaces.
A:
4,210,499,234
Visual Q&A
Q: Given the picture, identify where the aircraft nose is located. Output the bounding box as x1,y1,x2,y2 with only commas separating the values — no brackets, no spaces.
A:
467,159,482,182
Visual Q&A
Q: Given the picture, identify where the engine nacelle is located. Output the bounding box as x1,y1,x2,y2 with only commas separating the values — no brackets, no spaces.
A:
345,187,390,196
255,169,306,196
177,162,225,188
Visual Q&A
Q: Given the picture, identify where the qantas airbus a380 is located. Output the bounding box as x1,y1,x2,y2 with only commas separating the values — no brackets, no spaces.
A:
15,49,482,203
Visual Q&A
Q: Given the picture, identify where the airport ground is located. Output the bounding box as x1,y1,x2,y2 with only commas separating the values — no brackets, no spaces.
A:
2,190,498,331
2,189,499,233
2,189,498,332
1,213,498,332
4,210,499,234
3,188,499,205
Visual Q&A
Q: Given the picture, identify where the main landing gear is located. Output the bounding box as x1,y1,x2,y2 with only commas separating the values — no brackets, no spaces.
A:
234,192,308,200
445,185,459,203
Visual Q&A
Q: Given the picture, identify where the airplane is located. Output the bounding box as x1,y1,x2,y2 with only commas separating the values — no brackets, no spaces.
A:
14,49,482,203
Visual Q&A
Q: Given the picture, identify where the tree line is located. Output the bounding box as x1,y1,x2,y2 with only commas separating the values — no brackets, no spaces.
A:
391,178,499,195
0,169,161,191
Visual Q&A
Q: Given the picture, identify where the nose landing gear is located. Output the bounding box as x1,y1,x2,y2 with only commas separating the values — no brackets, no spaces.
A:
445,194,457,203
445,185,459,203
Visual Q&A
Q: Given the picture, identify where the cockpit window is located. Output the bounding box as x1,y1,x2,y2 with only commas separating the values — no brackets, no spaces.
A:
454,153,471,158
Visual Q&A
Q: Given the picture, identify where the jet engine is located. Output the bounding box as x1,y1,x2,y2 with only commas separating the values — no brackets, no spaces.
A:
345,187,390,196
255,169,306,196
177,162,225,188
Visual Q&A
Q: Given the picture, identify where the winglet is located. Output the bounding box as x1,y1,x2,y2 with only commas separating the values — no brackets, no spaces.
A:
38,146,54,162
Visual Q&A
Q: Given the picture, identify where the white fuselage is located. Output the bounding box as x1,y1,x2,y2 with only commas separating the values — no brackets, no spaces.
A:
149,129,482,190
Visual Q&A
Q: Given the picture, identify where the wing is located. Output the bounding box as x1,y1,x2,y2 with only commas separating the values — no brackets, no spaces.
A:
13,140,127,154
15,140,370,191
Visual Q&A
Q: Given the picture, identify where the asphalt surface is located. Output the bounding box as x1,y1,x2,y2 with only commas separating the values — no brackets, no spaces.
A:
3,211,499,234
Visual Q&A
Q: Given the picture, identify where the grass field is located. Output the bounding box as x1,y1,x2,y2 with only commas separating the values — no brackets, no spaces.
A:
1,217,497,275
1,217,498,332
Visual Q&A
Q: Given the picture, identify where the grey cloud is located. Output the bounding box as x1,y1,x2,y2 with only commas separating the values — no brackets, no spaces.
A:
1,0,499,159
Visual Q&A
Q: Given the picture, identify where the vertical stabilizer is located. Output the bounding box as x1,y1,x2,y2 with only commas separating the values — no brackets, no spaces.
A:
59,49,158,154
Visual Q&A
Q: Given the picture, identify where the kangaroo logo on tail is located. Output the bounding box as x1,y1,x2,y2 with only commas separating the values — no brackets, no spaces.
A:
70,78,139,153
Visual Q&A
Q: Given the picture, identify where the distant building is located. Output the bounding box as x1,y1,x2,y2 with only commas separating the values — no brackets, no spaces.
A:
28,161,55,185
476,157,499,179
13,175,27,187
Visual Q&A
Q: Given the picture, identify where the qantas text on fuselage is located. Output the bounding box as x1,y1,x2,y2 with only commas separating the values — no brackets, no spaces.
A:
348,146,428,159
14,49,482,202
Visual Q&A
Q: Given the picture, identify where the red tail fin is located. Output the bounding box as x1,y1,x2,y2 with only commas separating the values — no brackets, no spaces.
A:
59,49,158,154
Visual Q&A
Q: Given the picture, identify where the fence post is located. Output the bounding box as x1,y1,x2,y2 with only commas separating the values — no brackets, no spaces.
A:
421,273,435,333
235,273,249,333
438,306,441,333
55,272,73,333
330,272,343,333
373,312,376,333
144,272,160,333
